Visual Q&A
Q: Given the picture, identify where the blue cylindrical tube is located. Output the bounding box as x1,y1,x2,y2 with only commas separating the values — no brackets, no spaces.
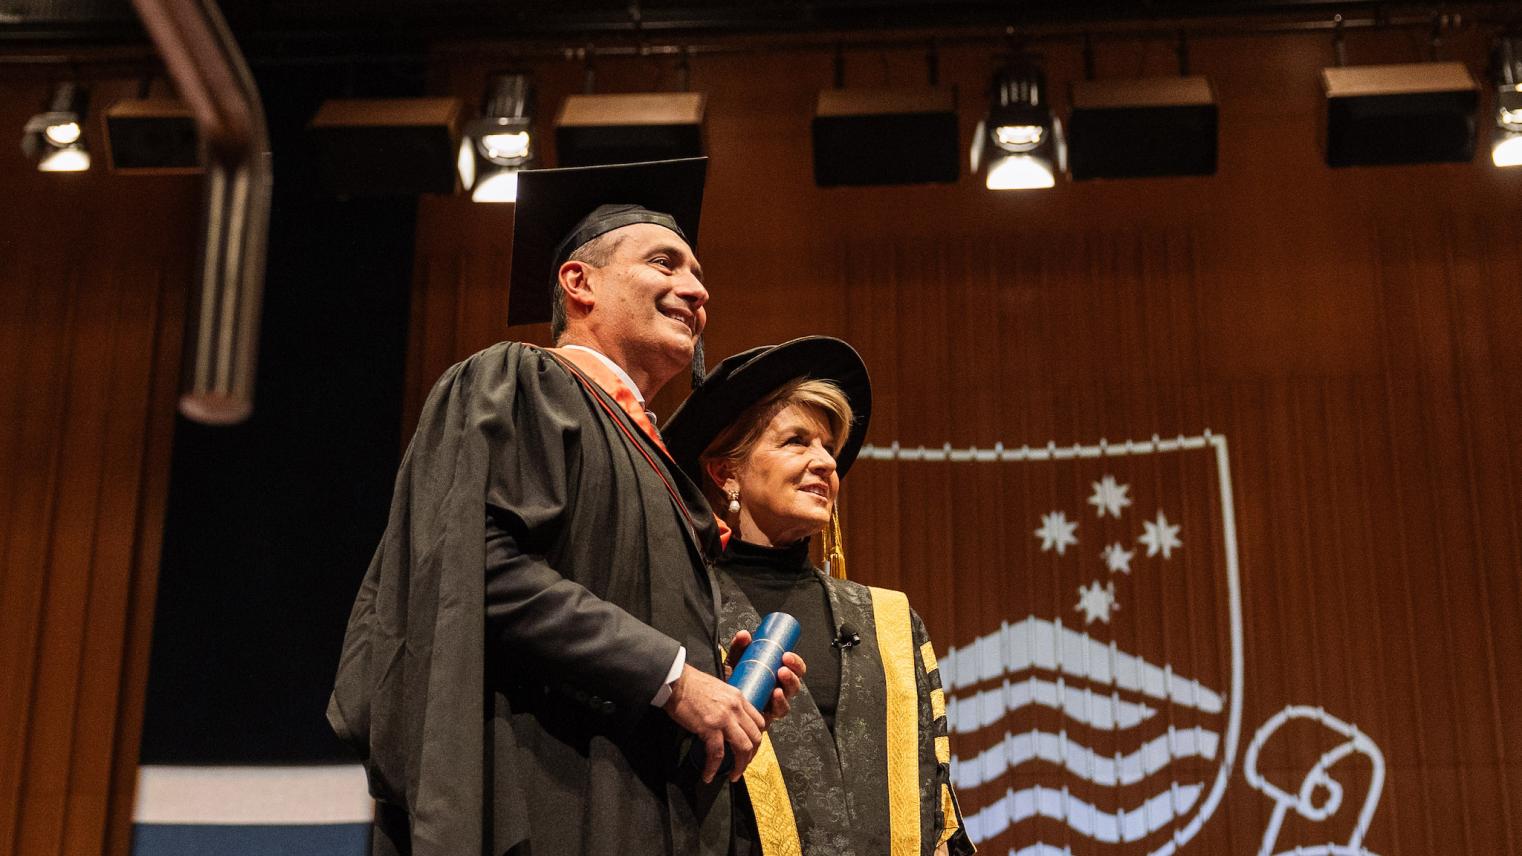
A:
682,612,803,776
728,612,802,712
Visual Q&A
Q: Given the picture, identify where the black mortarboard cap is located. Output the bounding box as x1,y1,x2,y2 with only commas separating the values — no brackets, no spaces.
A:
508,157,707,326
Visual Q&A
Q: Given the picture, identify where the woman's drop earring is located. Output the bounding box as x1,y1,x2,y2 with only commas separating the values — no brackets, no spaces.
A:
726,488,740,515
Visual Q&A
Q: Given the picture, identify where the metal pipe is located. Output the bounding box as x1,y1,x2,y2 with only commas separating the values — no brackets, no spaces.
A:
0,8,1503,68
422,10,1492,60
128,0,270,425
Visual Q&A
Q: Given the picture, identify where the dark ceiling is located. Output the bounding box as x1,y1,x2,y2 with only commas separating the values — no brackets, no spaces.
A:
3,0,1516,51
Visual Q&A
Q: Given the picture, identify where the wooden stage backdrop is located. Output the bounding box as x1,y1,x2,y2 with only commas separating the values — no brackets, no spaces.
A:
410,25,1522,856
2,18,1521,856
0,79,195,856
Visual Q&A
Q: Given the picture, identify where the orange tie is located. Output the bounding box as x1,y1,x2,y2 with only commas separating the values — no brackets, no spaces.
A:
548,348,730,546
550,348,667,452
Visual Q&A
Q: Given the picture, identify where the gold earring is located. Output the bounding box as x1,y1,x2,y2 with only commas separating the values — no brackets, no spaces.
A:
726,488,740,514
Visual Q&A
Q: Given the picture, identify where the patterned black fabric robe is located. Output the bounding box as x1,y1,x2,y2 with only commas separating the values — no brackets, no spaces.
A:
716,566,975,856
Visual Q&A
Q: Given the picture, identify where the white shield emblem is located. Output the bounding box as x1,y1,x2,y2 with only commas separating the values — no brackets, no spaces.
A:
935,433,1244,856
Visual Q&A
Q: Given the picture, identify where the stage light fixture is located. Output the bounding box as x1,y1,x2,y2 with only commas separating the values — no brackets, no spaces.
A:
1322,62,1478,167
971,60,1063,190
309,97,464,196
45,121,80,146
22,82,91,173
105,97,201,173
1068,76,1217,179
1492,37,1522,168
812,87,960,186
554,91,705,167
458,73,535,203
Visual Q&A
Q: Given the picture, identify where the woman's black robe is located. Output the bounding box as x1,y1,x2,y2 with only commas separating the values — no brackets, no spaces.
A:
717,568,975,856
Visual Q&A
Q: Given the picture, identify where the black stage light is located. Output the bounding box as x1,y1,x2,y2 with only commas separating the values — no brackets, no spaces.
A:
971,59,1063,190
22,82,91,173
1322,62,1478,167
554,92,705,167
1068,76,1217,179
458,72,535,203
811,87,960,187
1492,37,1522,168
105,97,201,173
309,97,464,196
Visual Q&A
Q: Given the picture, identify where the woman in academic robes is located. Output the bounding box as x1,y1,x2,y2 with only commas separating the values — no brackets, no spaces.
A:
664,337,976,856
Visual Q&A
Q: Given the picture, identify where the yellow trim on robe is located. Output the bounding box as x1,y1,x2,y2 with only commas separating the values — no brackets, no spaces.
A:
869,586,920,856
930,687,946,723
937,784,960,847
934,735,951,765
744,734,803,856
920,640,939,675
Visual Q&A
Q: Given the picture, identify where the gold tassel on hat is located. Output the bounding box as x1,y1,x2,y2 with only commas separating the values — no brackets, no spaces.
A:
822,504,848,580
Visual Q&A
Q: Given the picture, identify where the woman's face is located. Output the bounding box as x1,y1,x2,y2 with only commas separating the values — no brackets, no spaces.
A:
730,404,840,547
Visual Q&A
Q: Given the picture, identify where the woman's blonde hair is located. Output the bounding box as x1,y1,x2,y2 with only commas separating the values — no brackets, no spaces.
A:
698,378,854,506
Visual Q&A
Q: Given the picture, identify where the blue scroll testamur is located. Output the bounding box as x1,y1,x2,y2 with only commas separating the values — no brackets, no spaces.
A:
684,612,801,775
728,612,801,712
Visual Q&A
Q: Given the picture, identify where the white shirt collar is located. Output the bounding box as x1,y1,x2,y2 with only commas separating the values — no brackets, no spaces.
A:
559,345,646,408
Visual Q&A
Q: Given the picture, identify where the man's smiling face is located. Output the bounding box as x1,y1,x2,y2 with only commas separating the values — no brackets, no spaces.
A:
582,222,708,390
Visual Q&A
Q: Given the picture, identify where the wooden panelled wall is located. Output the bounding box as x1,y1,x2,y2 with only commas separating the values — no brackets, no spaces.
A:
0,79,195,856
412,26,1522,856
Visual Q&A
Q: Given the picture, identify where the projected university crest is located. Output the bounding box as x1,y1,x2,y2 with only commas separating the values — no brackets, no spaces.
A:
861,433,1386,856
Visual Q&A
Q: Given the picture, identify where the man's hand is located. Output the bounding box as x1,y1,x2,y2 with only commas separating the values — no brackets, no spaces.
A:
663,664,765,783
725,630,806,727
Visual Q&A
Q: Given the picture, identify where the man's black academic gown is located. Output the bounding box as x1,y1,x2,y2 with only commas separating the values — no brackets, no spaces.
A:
328,341,730,856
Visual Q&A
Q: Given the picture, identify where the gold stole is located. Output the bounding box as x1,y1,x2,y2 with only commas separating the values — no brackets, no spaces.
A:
745,587,922,856
869,587,921,856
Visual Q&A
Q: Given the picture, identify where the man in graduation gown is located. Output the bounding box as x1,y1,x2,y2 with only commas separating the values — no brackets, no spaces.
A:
327,158,801,856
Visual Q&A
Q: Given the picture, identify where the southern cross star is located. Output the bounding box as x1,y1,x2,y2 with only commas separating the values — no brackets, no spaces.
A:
1138,509,1183,559
1087,474,1132,518
1075,580,1118,624
1035,510,1079,555
1102,542,1135,574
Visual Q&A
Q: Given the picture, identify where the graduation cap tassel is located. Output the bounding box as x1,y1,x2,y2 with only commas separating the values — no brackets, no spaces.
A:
690,335,707,389
823,504,848,580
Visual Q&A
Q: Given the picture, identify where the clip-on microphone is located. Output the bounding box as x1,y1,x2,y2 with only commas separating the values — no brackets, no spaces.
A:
832,623,861,650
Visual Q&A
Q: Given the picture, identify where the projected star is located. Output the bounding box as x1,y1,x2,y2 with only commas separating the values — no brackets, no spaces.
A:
1102,542,1135,574
1075,580,1118,625
1088,474,1132,518
1138,510,1183,559
1035,511,1079,556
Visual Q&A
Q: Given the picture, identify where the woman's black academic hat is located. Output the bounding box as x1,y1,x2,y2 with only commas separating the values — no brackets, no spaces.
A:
663,336,873,486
